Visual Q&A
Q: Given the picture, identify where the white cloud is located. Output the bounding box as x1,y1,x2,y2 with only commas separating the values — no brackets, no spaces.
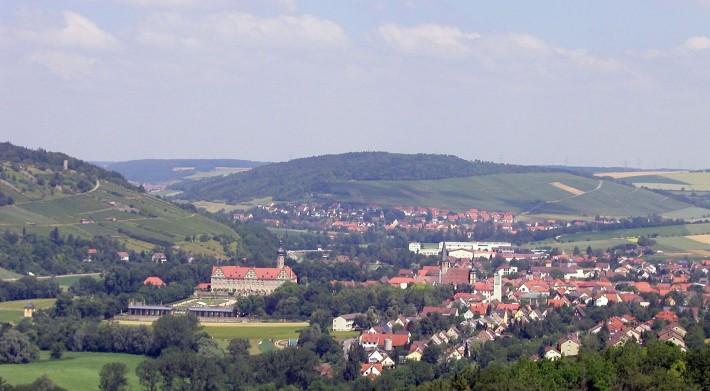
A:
680,36,710,51
377,24,621,74
115,0,203,7
29,50,96,79
137,29,201,49
134,12,346,50
198,13,348,49
20,11,120,51
378,23,480,57
632,35,710,58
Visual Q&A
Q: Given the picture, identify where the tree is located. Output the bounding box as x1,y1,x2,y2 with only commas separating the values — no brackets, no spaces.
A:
136,360,160,391
0,330,39,364
150,314,199,355
98,362,128,391
50,342,63,359
227,338,251,360
422,344,442,364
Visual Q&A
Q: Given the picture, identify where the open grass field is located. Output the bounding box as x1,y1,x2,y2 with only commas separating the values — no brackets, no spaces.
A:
325,172,693,217
0,267,21,280
0,181,239,257
193,197,274,213
0,298,57,322
0,351,145,390
200,322,308,340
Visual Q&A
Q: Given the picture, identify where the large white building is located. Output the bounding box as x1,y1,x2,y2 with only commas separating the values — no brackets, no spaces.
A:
409,241,512,256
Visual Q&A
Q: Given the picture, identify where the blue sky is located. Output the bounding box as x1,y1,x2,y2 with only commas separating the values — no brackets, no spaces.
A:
1,1,709,168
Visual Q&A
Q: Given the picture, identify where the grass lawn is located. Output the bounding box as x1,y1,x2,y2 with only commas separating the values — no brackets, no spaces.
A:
0,351,146,390
201,323,307,340
0,298,57,312
51,274,101,290
330,331,360,341
0,298,56,323
0,310,24,323
0,267,22,280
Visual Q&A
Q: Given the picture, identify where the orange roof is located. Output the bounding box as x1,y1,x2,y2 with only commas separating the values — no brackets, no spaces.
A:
633,282,654,293
388,277,415,285
360,333,409,347
143,277,166,287
655,310,679,323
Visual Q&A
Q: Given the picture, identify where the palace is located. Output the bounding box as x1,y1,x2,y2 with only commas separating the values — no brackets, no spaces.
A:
210,245,297,296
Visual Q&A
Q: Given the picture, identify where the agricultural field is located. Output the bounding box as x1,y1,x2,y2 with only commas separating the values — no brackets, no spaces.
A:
0,351,145,390
325,172,692,217
0,181,240,256
601,171,710,191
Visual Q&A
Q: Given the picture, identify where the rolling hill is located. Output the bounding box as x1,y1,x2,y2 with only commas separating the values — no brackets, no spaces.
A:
0,143,240,256
173,152,704,218
175,152,551,203
326,173,695,217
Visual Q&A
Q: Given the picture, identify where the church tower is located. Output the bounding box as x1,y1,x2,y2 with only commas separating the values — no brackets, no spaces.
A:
440,241,450,275
277,240,286,269
493,273,502,302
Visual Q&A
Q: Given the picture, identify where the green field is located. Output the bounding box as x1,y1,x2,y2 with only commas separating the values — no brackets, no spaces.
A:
193,197,274,213
0,267,21,280
200,323,307,340
325,172,694,217
0,351,145,390
0,298,57,322
0,181,239,256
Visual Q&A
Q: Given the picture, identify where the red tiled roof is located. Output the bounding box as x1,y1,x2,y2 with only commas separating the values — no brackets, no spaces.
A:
360,333,409,347
144,277,166,287
212,266,296,280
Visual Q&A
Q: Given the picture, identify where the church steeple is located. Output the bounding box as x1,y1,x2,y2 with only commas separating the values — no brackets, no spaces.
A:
441,241,449,275
277,240,286,269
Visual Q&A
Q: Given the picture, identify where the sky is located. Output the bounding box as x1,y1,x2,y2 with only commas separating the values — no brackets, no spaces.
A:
1,1,710,168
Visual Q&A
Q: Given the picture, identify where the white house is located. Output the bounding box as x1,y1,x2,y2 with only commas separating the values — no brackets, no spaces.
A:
332,313,361,331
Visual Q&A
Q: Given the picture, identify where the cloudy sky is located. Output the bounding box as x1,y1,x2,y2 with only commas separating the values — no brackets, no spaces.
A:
1,1,710,168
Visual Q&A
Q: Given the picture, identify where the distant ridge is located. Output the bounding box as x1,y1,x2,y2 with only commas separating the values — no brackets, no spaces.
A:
97,159,268,183
175,151,553,203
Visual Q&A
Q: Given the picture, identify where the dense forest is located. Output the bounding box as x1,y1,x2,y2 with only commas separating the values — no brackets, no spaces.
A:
175,152,553,203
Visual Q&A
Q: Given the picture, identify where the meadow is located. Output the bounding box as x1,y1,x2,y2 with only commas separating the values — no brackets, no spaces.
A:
0,351,145,390
0,298,57,323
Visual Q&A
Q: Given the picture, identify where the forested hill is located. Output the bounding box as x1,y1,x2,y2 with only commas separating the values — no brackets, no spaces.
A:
0,142,134,190
175,152,553,203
